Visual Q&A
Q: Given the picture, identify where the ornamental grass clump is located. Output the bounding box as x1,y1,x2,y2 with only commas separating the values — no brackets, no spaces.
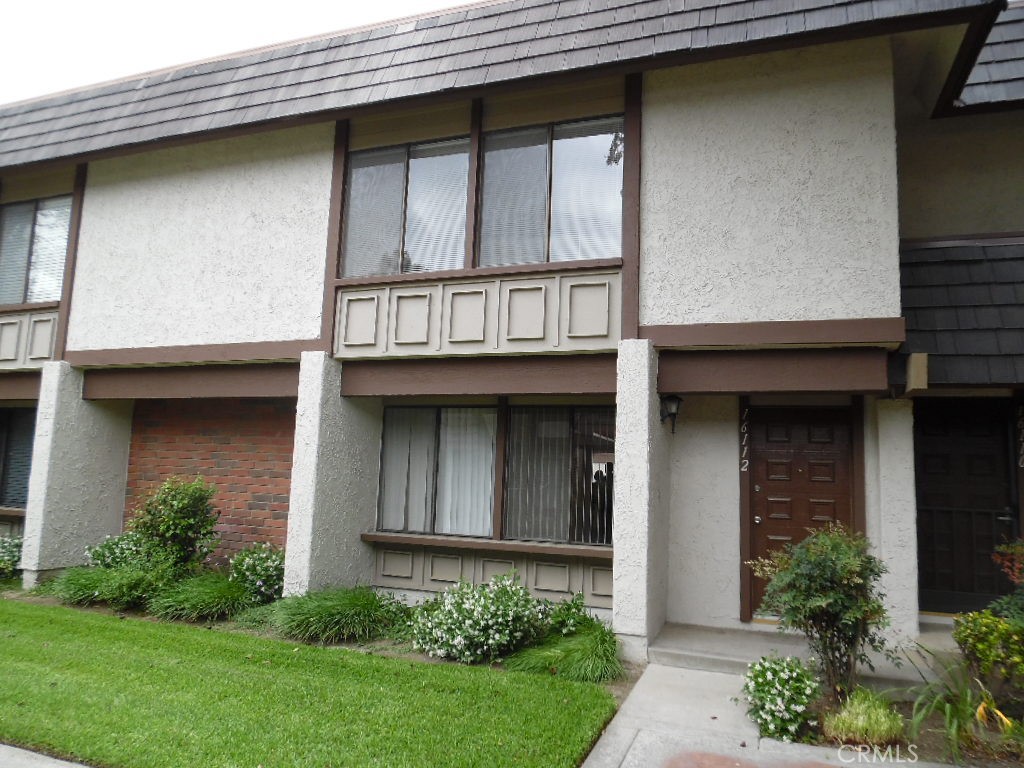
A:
411,574,549,663
273,586,408,644
504,621,623,682
147,572,251,622
823,687,904,746
229,543,285,604
0,535,22,579
742,655,820,742
50,555,178,612
749,523,895,701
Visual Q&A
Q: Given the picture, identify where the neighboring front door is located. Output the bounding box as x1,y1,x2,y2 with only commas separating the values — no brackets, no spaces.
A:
915,399,1019,613
746,407,857,614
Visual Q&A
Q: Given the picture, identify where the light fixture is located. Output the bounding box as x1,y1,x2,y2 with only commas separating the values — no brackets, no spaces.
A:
659,394,682,434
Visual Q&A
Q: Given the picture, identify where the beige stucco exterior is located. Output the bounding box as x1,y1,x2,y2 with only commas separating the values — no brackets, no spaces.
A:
639,37,901,326
898,109,1024,239
67,124,334,351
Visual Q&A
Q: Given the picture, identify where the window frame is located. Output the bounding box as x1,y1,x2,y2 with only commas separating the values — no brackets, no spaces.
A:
0,194,73,308
376,401,614,547
336,109,626,282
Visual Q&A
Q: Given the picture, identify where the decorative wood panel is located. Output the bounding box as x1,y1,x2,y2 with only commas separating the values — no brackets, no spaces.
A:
0,310,58,370
336,270,620,359
372,545,611,609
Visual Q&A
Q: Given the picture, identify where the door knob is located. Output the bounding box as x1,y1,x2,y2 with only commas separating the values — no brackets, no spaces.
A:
997,516,1013,523
754,516,762,524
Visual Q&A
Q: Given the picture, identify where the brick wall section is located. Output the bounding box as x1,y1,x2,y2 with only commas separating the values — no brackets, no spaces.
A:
124,398,296,560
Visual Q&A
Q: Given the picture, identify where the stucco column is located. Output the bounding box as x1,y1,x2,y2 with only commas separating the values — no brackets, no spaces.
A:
20,361,133,587
284,351,382,595
612,339,669,662
863,396,919,643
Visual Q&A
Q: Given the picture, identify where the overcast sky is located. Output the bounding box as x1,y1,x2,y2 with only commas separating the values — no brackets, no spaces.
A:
1,0,477,106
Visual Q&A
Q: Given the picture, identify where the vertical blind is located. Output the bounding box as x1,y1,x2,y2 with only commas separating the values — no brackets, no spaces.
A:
0,196,72,305
379,407,436,532
0,409,36,509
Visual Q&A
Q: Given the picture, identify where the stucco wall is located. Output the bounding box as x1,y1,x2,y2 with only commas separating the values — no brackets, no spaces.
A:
640,38,900,325
898,109,1024,238
666,396,743,627
68,124,334,351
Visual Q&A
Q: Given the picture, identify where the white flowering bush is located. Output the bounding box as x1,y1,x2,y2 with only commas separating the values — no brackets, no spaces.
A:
86,531,153,569
229,543,285,604
0,535,22,579
743,655,820,742
411,574,549,663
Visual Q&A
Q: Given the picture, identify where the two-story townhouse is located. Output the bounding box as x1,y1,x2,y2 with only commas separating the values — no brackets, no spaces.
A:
0,0,1017,666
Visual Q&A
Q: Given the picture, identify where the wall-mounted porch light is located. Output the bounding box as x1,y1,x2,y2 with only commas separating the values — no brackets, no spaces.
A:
659,394,682,434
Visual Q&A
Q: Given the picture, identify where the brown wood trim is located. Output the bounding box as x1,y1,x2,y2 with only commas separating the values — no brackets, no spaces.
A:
739,397,753,623
659,349,890,394
335,257,622,287
65,338,318,367
82,362,299,399
0,506,26,519
492,397,508,540
852,395,866,535
320,121,349,353
361,531,613,561
641,318,906,349
901,232,1024,249
53,163,87,360
932,1,1005,119
341,354,617,396
0,372,41,400
1014,399,1024,536
0,301,60,315
621,72,642,341
465,98,483,270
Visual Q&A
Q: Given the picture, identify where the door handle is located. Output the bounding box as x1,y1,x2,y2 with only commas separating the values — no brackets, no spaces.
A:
997,516,1014,523
754,516,762,524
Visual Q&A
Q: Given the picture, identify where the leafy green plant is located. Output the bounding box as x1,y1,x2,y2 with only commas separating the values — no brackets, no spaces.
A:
0,535,22,579
954,610,1024,709
273,586,408,643
908,648,985,762
504,621,622,682
128,477,217,568
749,523,895,700
741,655,820,742
147,572,251,621
823,687,904,746
545,592,595,636
411,574,549,664
229,542,284,604
86,531,157,569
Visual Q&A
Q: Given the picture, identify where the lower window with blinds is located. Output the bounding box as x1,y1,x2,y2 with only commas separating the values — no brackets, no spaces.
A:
377,405,614,546
0,409,36,509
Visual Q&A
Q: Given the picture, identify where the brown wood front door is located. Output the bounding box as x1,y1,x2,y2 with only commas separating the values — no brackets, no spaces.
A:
746,407,856,614
915,399,1019,613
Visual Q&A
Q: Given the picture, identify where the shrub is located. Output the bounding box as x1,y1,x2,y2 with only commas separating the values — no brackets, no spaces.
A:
749,523,894,700
954,610,1024,707
990,592,1024,625
410,574,549,663
742,655,820,742
504,621,622,682
0,535,22,579
993,539,1024,589
148,572,251,621
86,531,155,569
229,543,284,604
546,593,596,636
273,586,408,643
823,687,904,746
128,477,217,567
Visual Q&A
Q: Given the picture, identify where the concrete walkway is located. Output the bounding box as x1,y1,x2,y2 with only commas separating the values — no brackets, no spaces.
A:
0,744,88,768
584,664,951,768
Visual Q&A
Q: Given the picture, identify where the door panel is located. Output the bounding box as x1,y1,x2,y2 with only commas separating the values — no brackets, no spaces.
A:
915,399,1017,613
748,407,856,612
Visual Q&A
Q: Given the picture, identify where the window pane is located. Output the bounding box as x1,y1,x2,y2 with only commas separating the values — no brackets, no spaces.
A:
26,196,72,303
569,408,615,545
403,139,468,273
379,408,436,532
478,128,548,267
549,118,623,262
342,148,406,278
504,408,572,542
0,203,34,304
435,408,495,536
0,409,36,509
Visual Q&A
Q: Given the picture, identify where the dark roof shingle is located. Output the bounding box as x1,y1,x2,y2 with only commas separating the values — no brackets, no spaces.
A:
961,4,1024,107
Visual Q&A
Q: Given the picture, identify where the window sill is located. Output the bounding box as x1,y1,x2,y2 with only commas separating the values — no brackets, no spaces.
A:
336,258,622,288
0,506,26,518
0,302,59,315
361,531,613,560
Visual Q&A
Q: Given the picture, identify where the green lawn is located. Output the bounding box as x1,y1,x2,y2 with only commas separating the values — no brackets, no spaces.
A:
0,600,616,768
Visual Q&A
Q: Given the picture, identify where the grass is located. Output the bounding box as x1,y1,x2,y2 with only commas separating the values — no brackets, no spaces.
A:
147,572,252,621
823,687,904,746
0,599,616,768
505,623,624,683
273,586,409,643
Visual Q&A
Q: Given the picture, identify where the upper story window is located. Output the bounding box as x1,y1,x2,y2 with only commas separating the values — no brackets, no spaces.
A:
0,196,72,304
339,116,624,280
342,139,470,278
